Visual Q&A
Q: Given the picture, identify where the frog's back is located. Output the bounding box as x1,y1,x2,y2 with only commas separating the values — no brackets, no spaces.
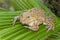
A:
30,8,46,21
21,8,46,23
27,8,46,18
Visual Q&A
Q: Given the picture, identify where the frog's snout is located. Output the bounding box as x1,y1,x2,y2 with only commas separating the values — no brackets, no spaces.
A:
21,21,26,24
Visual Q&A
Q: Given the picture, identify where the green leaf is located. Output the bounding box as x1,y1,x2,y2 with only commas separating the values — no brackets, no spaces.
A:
0,7,9,11
0,0,60,40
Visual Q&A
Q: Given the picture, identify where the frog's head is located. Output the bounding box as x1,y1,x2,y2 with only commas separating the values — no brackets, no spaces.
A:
20,12,36,24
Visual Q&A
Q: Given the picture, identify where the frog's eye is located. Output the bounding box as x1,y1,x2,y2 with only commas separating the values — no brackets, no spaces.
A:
27,16,30,18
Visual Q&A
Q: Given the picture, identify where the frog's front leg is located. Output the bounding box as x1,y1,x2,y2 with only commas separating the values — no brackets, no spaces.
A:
24,20,39,31
24,26,39,31
13,16,20,25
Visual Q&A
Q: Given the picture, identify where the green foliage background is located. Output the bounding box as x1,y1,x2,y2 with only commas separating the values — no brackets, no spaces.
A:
0,0,60,40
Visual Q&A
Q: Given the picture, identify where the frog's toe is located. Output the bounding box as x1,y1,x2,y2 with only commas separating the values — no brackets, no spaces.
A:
46,26,52,32
52,26,54,31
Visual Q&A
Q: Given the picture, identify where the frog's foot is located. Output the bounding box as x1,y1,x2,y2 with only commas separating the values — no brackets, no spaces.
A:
13,16,19,25
24,26,39,31
46,26,54,32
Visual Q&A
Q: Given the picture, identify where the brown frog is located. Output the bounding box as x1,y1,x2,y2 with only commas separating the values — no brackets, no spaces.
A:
13,8,54,32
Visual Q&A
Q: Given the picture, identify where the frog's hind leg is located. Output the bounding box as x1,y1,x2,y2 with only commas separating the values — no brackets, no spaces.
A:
13,16,20,25
47,26,52,32
46,26,54,32
24,26,39,31
52,26,54,31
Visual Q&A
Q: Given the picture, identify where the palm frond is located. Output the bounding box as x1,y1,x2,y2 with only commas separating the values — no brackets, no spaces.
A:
0,0,60,40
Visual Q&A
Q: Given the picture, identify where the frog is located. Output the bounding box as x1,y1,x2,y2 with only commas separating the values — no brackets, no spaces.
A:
13,8,54,32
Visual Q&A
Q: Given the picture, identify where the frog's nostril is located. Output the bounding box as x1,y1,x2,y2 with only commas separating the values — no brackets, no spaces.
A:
22,22,25,24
